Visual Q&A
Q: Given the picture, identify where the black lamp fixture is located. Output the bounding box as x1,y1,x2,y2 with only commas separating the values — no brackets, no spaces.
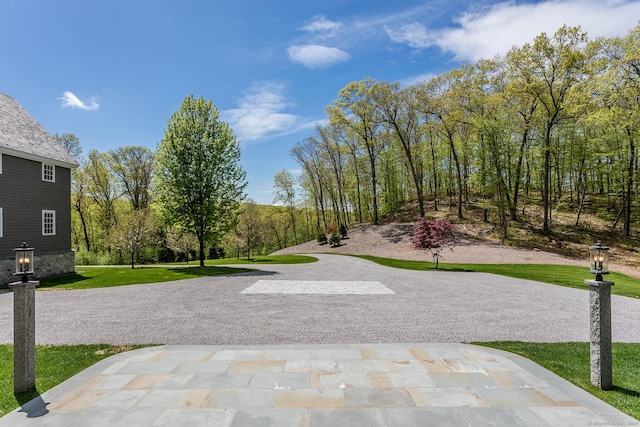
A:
589,240,609,282
13,242,34,283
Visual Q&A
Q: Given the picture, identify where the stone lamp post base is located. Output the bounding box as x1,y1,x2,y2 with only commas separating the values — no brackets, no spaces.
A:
585,279,614,390
9,280,38,394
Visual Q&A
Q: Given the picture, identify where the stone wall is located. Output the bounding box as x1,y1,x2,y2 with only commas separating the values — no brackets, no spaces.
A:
0,251,75,286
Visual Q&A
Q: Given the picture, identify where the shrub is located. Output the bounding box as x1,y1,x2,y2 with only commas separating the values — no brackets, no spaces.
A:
329,230,341,247
158,247,175,263
339,224,348,238
317,233,328,245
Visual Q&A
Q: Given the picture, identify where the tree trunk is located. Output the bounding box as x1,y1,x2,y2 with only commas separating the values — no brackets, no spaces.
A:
543,123,552,233
623,127,635,238
198,233,205,267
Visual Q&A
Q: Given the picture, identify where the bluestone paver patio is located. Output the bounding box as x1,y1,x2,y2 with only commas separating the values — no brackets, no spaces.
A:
1,344,637,426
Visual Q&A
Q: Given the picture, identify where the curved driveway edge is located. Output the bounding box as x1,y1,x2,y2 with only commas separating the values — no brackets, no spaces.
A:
1,343,635,426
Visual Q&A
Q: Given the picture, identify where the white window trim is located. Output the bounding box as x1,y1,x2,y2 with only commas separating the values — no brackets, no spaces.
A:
42,210,56,236
0,208,3,238
42,163,55,182
0,153,3,174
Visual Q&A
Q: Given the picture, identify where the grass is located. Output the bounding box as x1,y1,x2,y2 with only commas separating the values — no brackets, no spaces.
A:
0,344,153,418
38,255,317,290
477,342,640,421
353,255,640,299
39,266,254,289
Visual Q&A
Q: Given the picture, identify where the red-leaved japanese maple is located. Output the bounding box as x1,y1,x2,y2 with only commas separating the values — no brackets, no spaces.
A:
411,218,456,269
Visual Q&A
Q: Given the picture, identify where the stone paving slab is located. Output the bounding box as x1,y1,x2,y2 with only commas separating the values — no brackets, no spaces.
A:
1,343,637,426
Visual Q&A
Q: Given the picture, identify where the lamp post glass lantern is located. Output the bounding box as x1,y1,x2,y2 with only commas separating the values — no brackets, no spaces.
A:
14,242,34,283
589,240,609,281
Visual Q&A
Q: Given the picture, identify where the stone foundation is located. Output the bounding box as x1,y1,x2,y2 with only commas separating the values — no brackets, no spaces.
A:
0,251,75,286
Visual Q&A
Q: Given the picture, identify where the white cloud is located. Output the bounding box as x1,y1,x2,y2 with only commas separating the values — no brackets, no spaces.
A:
429,0,640,61
58,91,100,111
302,15,342,33
385,22,433,49
222,82,318,142
288,44,351,68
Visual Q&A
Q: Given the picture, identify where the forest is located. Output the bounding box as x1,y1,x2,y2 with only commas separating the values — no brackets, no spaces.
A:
290,25,640,245
65,25,640,264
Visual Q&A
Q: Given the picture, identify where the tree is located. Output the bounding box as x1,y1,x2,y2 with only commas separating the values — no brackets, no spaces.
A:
71,163,93,251
234,199,263,260
411,218,456,269
86,150,120,248
110,210,157,268
372,82,426,217
54,133,83,160
509,26,588,232
166,228,198,263
273,169,298,245
153,95,247,267
108,146,154,210
328,78,385,225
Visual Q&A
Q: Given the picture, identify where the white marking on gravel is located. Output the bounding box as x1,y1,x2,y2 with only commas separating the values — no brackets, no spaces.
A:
241,280,395,295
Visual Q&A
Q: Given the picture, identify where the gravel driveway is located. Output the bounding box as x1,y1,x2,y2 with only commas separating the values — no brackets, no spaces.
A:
1,254,639,345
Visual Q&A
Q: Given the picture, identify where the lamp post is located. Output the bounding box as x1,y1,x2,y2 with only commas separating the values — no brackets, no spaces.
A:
10,242,37,394
586,240,613,390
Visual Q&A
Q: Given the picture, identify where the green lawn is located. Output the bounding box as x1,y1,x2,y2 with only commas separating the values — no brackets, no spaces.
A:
478,342,640,421
38,255,317,290
39,266,254,289
353,255,640,299
0,344,153,418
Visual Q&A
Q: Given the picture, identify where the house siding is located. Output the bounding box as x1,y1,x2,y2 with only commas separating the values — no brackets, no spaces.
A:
0,154,73,281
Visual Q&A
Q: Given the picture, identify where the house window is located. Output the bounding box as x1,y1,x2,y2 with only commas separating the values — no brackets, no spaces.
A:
42,163,55,182
42,210,56,236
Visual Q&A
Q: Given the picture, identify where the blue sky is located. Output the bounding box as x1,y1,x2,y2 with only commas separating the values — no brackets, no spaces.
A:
1,0,638,205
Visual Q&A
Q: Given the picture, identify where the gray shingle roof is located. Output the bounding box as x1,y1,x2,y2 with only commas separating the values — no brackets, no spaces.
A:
0,93,79,167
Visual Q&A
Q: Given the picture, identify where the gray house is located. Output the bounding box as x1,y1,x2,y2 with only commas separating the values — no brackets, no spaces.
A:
0,93,79,285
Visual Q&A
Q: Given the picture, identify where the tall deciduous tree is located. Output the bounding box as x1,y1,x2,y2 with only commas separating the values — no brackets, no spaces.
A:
509,25,588,232
54,133,83,160
234,199,263,260
328,78,385,225
153,95,247,267
87,150,119,248
273,169,298,245
108,146,154,210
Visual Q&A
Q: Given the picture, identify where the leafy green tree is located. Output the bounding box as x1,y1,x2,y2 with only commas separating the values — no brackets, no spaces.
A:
166,227,198,263
153,95,247,267
328,78,385,225
372,82,426,217
234,199,263,260
108,146,154,210
273,169,299,245
110,209,157,268
87,150,120,249
509,25,588,232
54,133,83,160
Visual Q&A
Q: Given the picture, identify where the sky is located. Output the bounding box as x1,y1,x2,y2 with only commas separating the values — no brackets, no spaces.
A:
1,0,639,205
